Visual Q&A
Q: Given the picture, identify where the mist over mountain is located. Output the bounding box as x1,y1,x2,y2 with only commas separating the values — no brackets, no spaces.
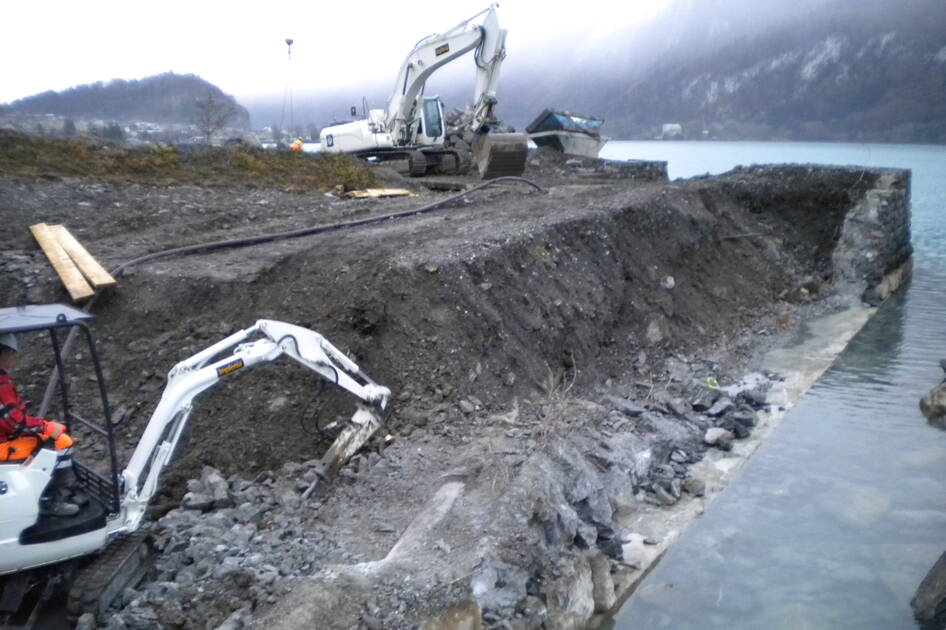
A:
560,0,946,141
8,73,250,128
5,0,942,144
254,0,946,143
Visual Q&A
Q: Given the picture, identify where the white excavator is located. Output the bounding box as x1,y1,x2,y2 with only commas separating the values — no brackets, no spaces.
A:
318,4,528,179
0,304,390,627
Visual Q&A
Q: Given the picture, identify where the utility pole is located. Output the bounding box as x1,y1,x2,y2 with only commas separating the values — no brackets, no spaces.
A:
281,38,295,136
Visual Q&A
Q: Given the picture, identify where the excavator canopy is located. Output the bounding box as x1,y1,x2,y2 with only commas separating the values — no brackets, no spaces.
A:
0,304,93,334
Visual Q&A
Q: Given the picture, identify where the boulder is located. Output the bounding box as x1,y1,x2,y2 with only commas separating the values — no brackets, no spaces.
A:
732,408,758,428
214,607,251,630
601,394,646,417
589,552,616,613
682,478,706,497
912,550,946,629
706,397,735,417
653,485,678,506
703,428,734,451
666,398,690,418
544,556,595,630
920,383,946,420
690,389,719,412
738,389,768,409
732,423,751,440
182,492,214,511
470,560,530,611
420,599,482,630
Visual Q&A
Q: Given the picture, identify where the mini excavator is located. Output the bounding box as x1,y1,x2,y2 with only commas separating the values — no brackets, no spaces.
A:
0,304,390,627
319,4,528,179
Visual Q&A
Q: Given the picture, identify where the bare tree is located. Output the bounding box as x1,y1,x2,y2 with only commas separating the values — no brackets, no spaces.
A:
193,91,239,144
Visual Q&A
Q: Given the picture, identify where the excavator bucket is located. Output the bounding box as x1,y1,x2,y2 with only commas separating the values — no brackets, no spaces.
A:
474,132,528,179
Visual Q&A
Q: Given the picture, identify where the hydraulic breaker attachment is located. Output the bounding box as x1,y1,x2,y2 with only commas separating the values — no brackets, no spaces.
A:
473,132,528,179
301,407,383,500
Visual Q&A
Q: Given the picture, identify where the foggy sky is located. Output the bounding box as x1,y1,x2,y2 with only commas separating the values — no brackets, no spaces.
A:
1,0,672,105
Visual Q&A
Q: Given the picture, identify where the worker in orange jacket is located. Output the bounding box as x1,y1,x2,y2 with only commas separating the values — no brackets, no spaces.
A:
0,332,79,516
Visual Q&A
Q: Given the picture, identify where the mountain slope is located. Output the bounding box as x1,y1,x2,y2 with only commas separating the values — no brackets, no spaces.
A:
500,0,946,142
8,73,250,128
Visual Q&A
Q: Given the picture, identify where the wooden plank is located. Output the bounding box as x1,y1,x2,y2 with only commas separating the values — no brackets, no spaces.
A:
49,225,117,289
29,223,94,302
344,188,413,199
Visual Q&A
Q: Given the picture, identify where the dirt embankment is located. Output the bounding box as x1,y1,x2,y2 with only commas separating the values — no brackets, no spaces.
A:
0,138,910,629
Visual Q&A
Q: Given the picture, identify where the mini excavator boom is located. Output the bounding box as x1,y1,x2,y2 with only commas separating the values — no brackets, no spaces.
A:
118,319,389,533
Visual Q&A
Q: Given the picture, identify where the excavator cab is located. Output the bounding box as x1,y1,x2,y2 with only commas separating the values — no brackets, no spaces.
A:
416,97,445,146
0,304,123,628
0,304,121,513
0,304,121,501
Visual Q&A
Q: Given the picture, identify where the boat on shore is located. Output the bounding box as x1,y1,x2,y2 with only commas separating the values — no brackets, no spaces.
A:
525,109,608,158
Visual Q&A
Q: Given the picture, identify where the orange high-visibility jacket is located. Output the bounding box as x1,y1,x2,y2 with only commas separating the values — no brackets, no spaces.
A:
0,369,49,443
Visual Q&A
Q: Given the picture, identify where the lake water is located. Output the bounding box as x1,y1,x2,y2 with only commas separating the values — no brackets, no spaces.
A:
599,141,946,629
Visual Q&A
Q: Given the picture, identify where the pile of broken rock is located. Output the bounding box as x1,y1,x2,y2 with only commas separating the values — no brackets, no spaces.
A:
92,464,331,630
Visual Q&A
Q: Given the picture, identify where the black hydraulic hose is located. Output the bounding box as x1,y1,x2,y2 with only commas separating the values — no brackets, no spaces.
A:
110,176,543,273
39,176,545,416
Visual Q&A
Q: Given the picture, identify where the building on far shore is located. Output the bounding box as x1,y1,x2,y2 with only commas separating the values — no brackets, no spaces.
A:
661,123,683,139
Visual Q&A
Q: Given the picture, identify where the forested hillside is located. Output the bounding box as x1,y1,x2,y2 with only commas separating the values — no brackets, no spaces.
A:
7,73,250,128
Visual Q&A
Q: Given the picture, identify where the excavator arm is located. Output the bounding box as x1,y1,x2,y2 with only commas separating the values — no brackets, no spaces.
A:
469,5,507,132
386,5,509,142
116,320,389,533
386,15,484,146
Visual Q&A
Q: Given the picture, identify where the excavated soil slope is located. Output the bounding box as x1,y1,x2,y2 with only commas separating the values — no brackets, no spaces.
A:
0,149,909,629
2,161,881,487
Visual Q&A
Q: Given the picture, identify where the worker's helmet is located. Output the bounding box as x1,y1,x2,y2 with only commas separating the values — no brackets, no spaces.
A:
0,332,18,352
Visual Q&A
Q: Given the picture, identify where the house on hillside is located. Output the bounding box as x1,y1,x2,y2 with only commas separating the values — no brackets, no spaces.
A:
661,123,683,139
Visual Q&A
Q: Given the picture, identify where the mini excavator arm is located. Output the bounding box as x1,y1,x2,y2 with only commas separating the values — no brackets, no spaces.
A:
115,321,389,533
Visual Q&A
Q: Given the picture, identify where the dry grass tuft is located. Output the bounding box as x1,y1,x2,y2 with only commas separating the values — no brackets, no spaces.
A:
0,130,376,192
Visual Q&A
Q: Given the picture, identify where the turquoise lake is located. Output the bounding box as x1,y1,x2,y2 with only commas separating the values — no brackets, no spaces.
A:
599,141,946,629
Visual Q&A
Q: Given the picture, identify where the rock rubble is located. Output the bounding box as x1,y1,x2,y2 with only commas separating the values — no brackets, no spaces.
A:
100,370,775,630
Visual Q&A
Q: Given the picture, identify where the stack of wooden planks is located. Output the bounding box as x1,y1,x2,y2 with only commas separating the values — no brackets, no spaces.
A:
29,224,117,302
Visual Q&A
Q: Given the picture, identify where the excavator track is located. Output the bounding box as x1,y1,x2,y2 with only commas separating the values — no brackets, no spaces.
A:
407,150,428,177
66,532,151,622
0,569,62,630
